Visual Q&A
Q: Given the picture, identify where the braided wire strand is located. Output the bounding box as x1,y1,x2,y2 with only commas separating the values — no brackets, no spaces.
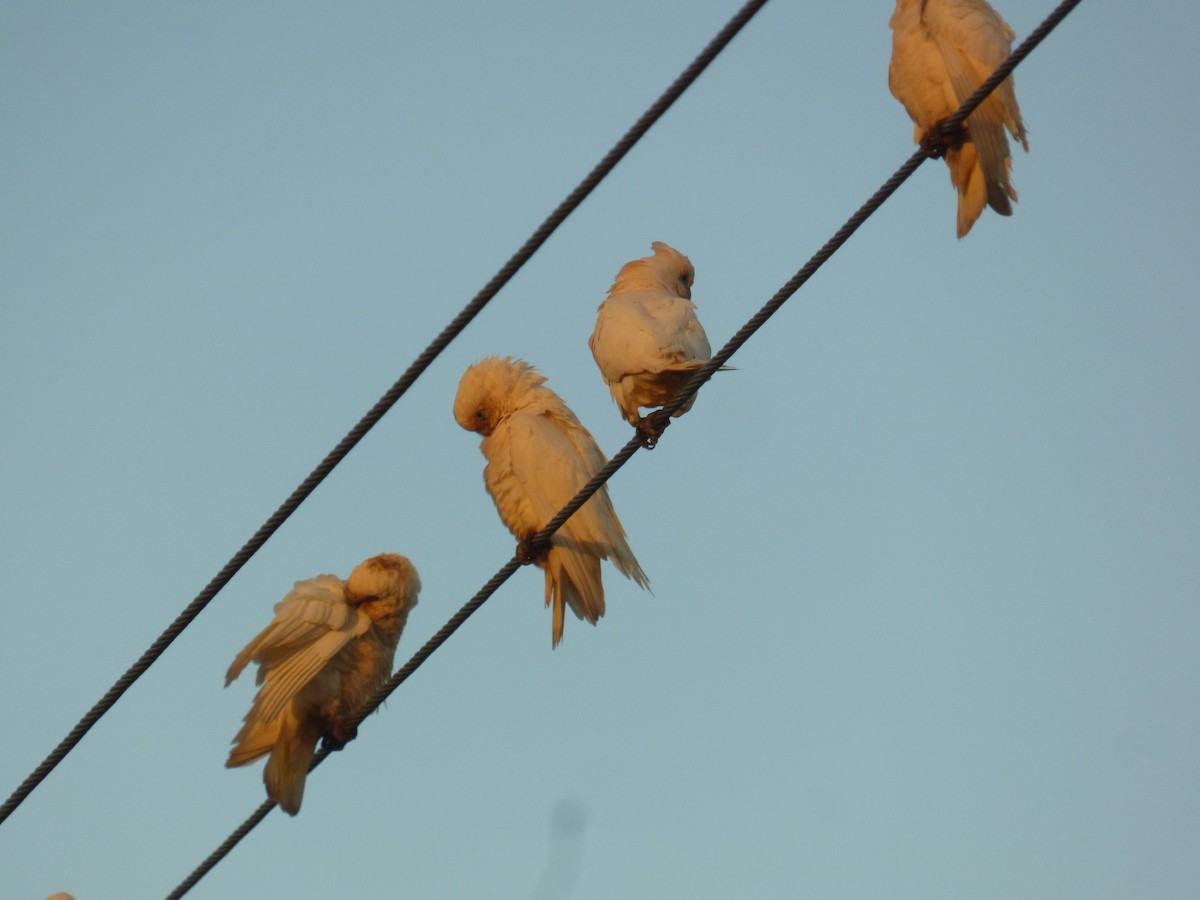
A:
164,801,275,900
0,0,771,830
168,560,526,898
940,0,1083,134
656,0,1086,423
166,2,1086,894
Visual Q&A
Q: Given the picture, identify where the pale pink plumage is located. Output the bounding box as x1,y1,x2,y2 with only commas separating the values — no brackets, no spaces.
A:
454,356,649,646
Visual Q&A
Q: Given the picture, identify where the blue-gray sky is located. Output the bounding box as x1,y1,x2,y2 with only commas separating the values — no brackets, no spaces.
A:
2,2,1198,897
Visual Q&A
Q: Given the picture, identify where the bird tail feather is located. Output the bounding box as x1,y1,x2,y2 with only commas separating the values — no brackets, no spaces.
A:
262,711,322,815
947,143,988,239
544,547,605,647
226,709,280,768
933,32,1023,238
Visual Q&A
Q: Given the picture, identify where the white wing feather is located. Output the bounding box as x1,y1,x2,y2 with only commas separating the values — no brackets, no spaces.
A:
509,410,646,586
226,575,370,725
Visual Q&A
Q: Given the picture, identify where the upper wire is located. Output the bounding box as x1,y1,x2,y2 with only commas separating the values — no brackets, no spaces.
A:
166,0,1085,894
0,0,772,830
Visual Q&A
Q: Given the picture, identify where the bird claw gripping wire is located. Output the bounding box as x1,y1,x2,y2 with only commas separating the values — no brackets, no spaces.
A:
919,119,967,159
320,721,358,753
516,535,549,566
636,410,672,449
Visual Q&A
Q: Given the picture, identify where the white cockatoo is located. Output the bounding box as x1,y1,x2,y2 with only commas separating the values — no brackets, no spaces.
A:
589,242,714,440
454,356,649,646
226,553,420,814
889,0,1028,237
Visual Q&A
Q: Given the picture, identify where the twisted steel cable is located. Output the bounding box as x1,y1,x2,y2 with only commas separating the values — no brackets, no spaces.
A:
167,1,1085,894
0,0,771,830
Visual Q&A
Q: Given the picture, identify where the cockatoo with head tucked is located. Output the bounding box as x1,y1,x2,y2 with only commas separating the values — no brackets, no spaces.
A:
889,0,1028,237
589,242,715,444
225,553,420,814
454,356,649,646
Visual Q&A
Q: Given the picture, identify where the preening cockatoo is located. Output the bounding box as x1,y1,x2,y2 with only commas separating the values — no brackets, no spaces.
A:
226,553,420,815
888,0,1028,237
454,356,649,646
589,242,714,442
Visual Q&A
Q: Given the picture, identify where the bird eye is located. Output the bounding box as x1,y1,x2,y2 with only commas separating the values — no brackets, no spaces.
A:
475,409,487,420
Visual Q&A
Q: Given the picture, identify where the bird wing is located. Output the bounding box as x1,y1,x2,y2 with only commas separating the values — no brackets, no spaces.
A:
925,0,1025,213
482,419,542,539
510,408,648,588
226,575,371,725
507,409,597,533
925,0,1024,137
921,0,1008,84
592,292,711,379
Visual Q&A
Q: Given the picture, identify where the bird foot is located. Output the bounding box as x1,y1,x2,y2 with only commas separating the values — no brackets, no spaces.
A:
322,721,359,752
919,119,967,159
635,410,671,449
517,535,548,566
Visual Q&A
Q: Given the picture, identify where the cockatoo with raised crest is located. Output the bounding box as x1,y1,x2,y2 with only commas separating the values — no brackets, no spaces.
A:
589,242,716,444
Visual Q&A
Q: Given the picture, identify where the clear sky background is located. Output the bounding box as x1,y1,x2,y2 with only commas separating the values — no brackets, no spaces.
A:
2,2,1198,898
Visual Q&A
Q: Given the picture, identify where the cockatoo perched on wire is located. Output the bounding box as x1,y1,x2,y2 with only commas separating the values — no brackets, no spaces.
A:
888,0,1028,237
589,242,717,446
454,356,649,646
225,553,420,815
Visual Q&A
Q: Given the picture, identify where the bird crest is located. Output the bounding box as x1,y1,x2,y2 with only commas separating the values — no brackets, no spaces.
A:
609,242,694,299
453,356,551,433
